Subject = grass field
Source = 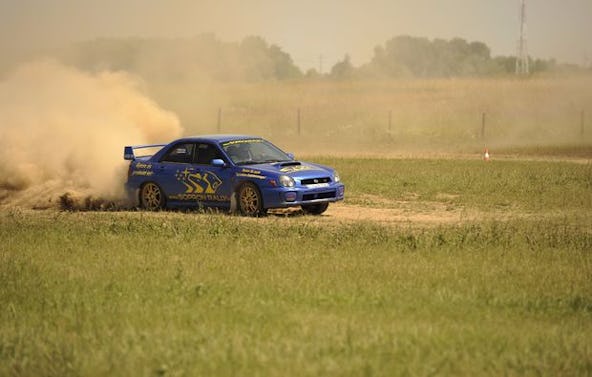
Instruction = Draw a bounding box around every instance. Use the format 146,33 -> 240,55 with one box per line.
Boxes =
1,157 -> 591,376
324,156 -> 592,212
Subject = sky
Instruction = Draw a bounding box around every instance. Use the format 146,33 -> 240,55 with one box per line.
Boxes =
1,0 -> 591,71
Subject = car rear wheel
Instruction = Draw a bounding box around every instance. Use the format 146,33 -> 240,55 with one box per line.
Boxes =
238,182 -> 265,216
302,202 -> 329,215
140,182 -> 165,210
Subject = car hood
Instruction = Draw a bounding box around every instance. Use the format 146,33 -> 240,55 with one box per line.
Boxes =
239,161 -> 334,179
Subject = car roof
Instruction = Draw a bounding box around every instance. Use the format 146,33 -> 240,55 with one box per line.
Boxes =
171,135 -> 261,144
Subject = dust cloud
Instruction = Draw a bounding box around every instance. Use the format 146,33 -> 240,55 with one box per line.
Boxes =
0,59 -> 183,209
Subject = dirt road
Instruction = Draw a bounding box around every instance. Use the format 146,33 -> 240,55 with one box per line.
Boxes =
321,202 -> 464,224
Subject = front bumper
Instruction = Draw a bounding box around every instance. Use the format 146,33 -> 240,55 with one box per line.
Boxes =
261,183 -> 345,209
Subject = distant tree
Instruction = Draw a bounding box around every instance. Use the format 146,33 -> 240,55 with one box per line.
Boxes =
240,36 -> 275,80
384,35 -> 433,76
367,45 -> 410,77
56,34 -> 302,82
42,34 -> 581,82
531,58 -> 548,73
305,68 -> 322,79
330,55 -> 355,79
492,56 -> 516,74
364,35 -> 553,78
268,44 -> 302,79
239,36 -> 302,80
469,41 -> 491,59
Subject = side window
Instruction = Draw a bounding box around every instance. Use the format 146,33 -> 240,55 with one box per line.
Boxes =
161,143 -> 194,164
194,143 -> 224,165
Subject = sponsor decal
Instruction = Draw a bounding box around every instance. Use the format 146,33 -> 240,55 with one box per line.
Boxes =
135,162 -> 152,169
304,183 -> 330,188
132,162 -> 154,176
242,168 -> 261,175
237,173 -> 266,180
170,193 -> 229,202
280,165 -> 315,173
237,168 -> 266,180
221,139 -> 263,147
175,167 -> 222,194
131,170 -> 154,177
169,167 -> 229,201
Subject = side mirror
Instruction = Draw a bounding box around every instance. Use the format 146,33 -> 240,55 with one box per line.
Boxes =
287,153 -> 295,160
211,159 -> 226,167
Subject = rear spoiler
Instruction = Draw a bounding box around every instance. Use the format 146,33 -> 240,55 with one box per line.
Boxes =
123,144 -> 167,161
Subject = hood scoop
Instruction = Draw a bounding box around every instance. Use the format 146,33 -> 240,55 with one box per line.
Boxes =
279,161 -> 301,167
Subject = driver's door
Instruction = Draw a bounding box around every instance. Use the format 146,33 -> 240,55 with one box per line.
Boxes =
154,142 -> 196,203
188,143 -> 233,208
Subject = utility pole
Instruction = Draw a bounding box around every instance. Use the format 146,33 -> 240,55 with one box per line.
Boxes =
319,55 -> 323,75
516,0 -> 529,75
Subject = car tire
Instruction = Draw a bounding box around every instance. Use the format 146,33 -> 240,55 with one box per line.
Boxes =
140,182 -> 165,210
238,182 -> 266,217
302,202 -> 329,215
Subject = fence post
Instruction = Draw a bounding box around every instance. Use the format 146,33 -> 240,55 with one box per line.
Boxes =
481,112 -> 486,139
217,108 -> 222,133
389,110 -> 392,132
297,108 -> 301,136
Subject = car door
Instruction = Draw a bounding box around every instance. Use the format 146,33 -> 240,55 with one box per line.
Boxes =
190,143 -> 234,207
153,142 -> 197,202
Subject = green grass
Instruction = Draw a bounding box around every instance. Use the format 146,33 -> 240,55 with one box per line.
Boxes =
315,157 -> 592,212
1,158 -> 592,377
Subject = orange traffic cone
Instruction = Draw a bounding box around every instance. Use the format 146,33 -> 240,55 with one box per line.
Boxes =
483,147 -> 490,162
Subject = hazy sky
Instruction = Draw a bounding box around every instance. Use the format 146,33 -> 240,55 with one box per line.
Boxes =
1,0 -> 591,70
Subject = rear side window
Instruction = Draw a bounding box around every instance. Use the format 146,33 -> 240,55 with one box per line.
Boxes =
161,143 -> 194,163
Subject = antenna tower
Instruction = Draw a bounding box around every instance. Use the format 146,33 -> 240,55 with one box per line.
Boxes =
516,0 -> 529,75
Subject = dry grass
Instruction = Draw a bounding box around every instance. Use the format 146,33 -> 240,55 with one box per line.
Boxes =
148,76 -> 592,155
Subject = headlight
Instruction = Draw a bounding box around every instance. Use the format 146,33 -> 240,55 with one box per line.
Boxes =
279,175 -> 295,187
333,171 -> 340,183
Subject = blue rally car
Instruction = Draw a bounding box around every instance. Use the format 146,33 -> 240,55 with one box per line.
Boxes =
124,135 -> 345,216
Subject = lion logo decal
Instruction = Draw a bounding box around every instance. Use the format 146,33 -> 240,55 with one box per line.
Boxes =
176,168 -> 223,194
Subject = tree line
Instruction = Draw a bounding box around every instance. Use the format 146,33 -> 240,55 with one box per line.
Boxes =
53,34 -> 588,82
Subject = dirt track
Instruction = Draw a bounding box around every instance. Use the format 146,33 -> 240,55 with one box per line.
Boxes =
267,198 -> 474,226
321,202 -> 464,224
0,176 -> 575,226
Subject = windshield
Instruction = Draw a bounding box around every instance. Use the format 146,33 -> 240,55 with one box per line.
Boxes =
221,139 -> 292,166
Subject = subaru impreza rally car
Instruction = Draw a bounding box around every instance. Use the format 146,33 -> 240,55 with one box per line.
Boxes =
124,135 -> 345,216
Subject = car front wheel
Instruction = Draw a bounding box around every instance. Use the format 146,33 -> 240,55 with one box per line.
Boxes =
238,182 -> 265,216
302,202 -> 329,215
140,182 -> 165,210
